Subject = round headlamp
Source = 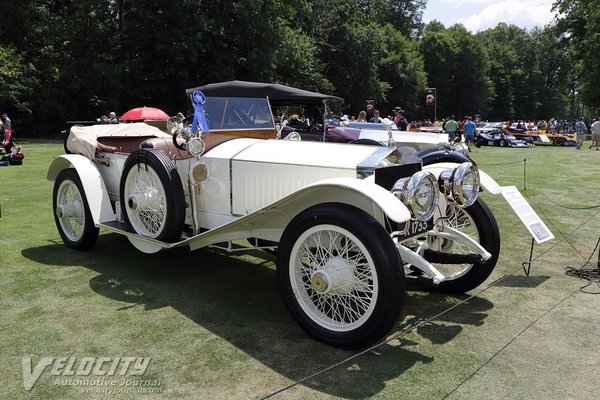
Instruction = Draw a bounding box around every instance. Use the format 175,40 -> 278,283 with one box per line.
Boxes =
392,171 -> 438,221
438,162 -> 480,207
190,161 -> 209,184
284,131 -> 302,141
187,137 -> 205,156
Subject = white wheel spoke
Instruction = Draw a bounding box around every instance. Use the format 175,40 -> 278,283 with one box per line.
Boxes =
289,224 -> 379,332
56,179 -> 86,242
427,204 -> 481,280
124,164 -> 168,238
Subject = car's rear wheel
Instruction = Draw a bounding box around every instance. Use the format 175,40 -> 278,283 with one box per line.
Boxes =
277,203 -> 404,349
553,137 -> 564,146
120,149 -> 185,242
53,169 -> 99,250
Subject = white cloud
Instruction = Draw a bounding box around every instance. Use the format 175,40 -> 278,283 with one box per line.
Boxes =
439,0 -> 496,5
456,1 -> 557,32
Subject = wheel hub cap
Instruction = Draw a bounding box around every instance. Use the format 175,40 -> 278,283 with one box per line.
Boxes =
310,272 -> 329,294
310,258 -> 355,295
128,195 -> 139,210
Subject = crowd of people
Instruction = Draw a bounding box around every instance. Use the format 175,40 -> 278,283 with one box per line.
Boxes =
339,106 -> 600,151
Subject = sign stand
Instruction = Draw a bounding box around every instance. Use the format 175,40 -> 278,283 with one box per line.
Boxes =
501,186 -> 555,276
522,238 -> 535,276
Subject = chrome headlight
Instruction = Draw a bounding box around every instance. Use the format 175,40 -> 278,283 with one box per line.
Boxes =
392,171 -> 438,221
438,162 -> 480,207
190,161 -> 209,184
284,131 -> 302,141
187,137 -> 206,156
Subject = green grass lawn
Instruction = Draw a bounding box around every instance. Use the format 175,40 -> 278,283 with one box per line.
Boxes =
1,142 -> 600,399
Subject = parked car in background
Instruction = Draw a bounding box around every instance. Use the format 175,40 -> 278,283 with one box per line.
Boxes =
506,122 -> 574,146
49,84 -> 502,349
475,123 -> 534,148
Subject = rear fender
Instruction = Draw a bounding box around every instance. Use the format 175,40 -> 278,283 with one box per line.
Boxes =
423,162 -> 501,195
47,155 -> 115,224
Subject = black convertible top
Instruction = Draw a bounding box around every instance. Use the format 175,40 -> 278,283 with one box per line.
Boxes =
186,80 -> 343,105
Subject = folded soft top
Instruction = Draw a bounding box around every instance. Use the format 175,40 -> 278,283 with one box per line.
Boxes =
67,123 -> 171,159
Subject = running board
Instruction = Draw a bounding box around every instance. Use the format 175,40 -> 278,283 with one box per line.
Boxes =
97,221 -> 184,253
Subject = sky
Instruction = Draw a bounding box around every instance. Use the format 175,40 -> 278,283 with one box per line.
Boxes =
422,0 -> 558,32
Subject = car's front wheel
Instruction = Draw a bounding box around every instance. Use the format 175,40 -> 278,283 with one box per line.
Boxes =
429,198 -> 500,293
53,169 -> 99,250
120,149 -> 185,242
277,203 -> 404,349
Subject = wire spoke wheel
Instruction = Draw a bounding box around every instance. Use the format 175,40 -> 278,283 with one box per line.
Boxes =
52,169 -> 99,250
429,198 -> 500,293
123,165 -> 168,237
277,203 -> 404,349
120,149 -> 185,242
434,203 -> 480,280
291,225 -> 378,331
56,179 -> 86,241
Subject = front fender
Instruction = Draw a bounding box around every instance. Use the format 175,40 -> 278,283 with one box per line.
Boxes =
420,150 -> 472,166
423,162 -> 501,195
47,155 -> 115,224
274,177 -> 412,224
184,177 -> 412,251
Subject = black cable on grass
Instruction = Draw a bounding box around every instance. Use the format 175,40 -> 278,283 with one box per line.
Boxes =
523,191 -> 596,264
477,160 -> 525,167
260,208 -> 600,399
565,236 -> 600,294
540,193 -> 600,210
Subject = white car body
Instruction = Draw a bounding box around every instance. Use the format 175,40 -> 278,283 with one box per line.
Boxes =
48,87 -> 502,349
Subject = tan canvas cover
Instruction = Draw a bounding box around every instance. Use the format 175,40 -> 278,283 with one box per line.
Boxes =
66,123 -> 172,159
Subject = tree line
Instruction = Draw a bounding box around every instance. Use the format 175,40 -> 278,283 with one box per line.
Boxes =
0,0 -> 598,136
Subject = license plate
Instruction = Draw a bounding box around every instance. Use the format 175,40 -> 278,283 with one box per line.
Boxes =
397,219 -> 433,240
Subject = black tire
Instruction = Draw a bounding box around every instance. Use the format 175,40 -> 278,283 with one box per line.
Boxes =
432,198 -> 500,293
553,137 -> 564,146
277,203 -> 405,349
53,169 -> 99,250
119,149 -> 185,242
500,139 -> 507,147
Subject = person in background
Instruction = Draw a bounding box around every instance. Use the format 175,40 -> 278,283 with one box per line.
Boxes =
590,118 -> 600,150
575,116 -> 586,149
365,102 -> 375,121
357,110 -> 367,122
1,113 -> 12,131
393,107 -> 408,130
369,110 -> 383,123
463,116 -> 477,151
444,115 -> 459,144
108,112 -> 119,124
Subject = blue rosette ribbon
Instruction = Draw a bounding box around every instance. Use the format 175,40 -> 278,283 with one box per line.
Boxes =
191,90 -> 210,134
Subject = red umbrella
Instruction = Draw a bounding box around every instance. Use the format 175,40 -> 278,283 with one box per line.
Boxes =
120,107 -> 170,121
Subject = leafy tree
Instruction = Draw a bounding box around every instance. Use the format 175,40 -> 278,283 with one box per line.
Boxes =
0,45 -> 33,116
554,0 -> 600,113
419,25 -> 458,118
420,24 -> 493,119
379,24 -> 427,118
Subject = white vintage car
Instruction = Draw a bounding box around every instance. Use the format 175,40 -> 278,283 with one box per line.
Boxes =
48,88 -> 501,349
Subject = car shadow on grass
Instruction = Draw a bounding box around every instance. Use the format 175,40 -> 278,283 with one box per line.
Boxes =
23,233 -> 494,399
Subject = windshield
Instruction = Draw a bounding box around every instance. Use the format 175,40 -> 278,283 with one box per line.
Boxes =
204,97 -> 275,130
